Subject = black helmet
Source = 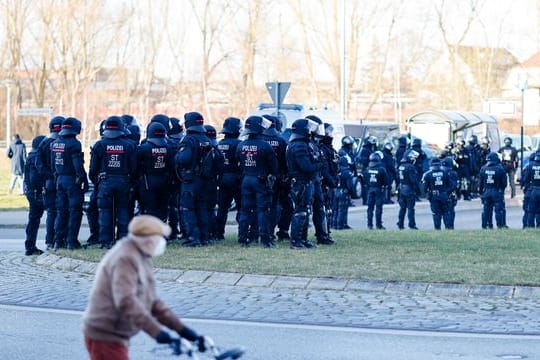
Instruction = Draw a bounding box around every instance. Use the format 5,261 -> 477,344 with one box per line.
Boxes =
150,113 -> 170,133
398,135 -> 409,146
126,124 -> 141,144
456,137 -> 465,147
290,118 -> 319,141
305,115 -> 325,136
404,149 -> 419,164
369,152 -> 381,163
504,137 -> 512,146
59,117 -> 82,136
323,123 -> 334,138
341,135 -> 354,147
168,117 -> 184,139
481,136 -> 490,145
430,157 -> 441,168
204,124 -> 217,139
487,152 -> 500,165
412,138 -> 421,147
383,141 -> 394,152
220,117 -> 242,135
31,135 -> 46,149
468,134 -> 478,145
121,114 -> 136,127
441,157 -> 454,168
262,114 -> 281,136
533,150 -> 540,162
365,136 -> 377,146
243,115 -> 271,135
99,119 -> 106,137
446,141 -> 455,150
49,115 -> 64,133
184,112 -> 205,133
102,116 -> 125,139
147,122 -> 167,146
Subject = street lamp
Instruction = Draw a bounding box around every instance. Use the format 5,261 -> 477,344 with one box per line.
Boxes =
0,79 -> 15,149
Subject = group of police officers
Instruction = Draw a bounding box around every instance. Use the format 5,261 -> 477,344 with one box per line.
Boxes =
21,112 -> 540,255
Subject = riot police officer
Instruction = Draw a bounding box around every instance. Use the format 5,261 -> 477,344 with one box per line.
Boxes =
37,115 -> 64,250
396,149 -> 420,230
479,152 -> 508,229
466,134 -> 482,197
333,155 -> 354,229
410,138 -> 427,181
441,156 -> 459,229
236,116 -> 278,247
121,114 -> 141,145
521,150 -> 540,227
422,158 -> 455,230
381,141 -> 396,204
137,122 -> 174,222
176,112 -> 216,247
305,115 -> 335,245
89,116 -> 137,249
216,117 -> 242,241
51,117 -> 88,250
365,152 -> 390,230
167,116 -> 184,240
261,114 -> 290,241
358,136 -> 377,205
454,137 -> 473,200
498,137 -> 518,198
203,124 -> 224,242
286,118 -> 321,249
24,135 -> 46,255
395,135 -> 409,166
479,136 -> 491,166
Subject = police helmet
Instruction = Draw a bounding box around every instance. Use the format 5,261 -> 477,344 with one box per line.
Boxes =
412,138 -> 422,147
59,117 -> 82,136
150,113 -> 170,133
323,123 -> 334,138
456,137 -> 465,147
430,157 -> 441,168
31,135 -> 46,150
204,124 -> 217,139
504,137 -> 512,146
184,112 -> 205,133
441,156 -> 454,169
366,136 -> 377,146
533,150 -> 540,162
98,119 -> 106,137
220,117 -> 242,135
446,141 -> 455,150
147,122 -> 167,146
341,135 -> 354,147
404,149 -> 419,164
102,116 -> 125,139
290,118 -> 318,141
487,152 -> 500,165
126,124 -> 141,144
383,141 -> 394,152
369,152 -> 381,163
121,114 -> 137,127
168,117 -> 184,139
262,114 -> 280,136
398,135 -> 409,147
49,115 -> 65,133
243,115 -> 272,135
468,134 -> 478,145
305,115 -> 325,136
481,136 -> 490,145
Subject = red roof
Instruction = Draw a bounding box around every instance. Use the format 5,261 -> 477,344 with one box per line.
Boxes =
522,51 -> 540,68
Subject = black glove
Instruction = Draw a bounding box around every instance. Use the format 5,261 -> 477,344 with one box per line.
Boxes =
155,330 -> 173,344
178,327 -> 206,352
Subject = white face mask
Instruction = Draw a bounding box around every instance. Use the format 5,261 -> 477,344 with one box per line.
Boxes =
152,237 -> 167,257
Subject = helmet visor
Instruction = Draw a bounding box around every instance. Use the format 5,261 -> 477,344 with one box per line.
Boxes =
261,117 -> 273,130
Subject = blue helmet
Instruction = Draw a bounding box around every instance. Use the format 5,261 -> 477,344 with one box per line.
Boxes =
102,116 -> 125,139
243,115 -> 271,135
430,157 -> 441,169
31,135 -> 46,149
290,118 -> 318,141
147,122 -> 167,146
168,117 -> 184,139
59,117 -> 81,136
487,152 -> 500,165
150,113 -> 170,133
184,112 -> 205,133
49,115 -> 64,133
220,117 -> 242,135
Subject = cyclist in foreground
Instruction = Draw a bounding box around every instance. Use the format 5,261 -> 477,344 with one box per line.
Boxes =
82,215 -> 205,360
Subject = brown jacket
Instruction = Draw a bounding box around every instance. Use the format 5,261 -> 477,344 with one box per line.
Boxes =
82,235 -> 183,345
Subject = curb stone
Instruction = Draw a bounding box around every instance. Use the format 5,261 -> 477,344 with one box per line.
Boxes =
33,253 -> 540,300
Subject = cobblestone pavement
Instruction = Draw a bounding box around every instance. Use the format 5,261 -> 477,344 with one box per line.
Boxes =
2,251 -> 540,336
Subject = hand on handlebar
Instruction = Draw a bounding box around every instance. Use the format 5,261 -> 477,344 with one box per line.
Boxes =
178,326 -> 207,352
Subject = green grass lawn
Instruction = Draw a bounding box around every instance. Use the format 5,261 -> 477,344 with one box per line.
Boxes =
0,156 -> 29,210
59,229 -> 540,286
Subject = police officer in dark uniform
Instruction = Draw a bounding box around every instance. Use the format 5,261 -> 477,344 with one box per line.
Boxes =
37,115 -> 64,250
89,116 -> 137,249
121,114 -> 141,145
137,122 -> 174,222
167,117 -> 184,240
85,120 -> 106,247
466,134 -> 482,197
261,114 -> 290,241
23,135 -> 46,255
395,135 -> 409,166
365,152 -> 389,230
358,136 -> 377,205
441,156 -> 459,229
381,141 -> 396,204
498,137 -> 518,198
454,137 -> 473,200
410,138 -> 427,182
522,150 -> 540,227
305,115 -> 335,245
203,124 -> 224,243
317,123 -> 339,241
236,116 -> 278,247
176,112 -> 214,247
216,117 -> 242,241
286,118 -> 321,249
422,158 -> 455,230
479,152 -> 508,229
51,117 -> 88,250
333,155 -> 354,229
479,136 -> 491,166
396,149 -> 420,230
